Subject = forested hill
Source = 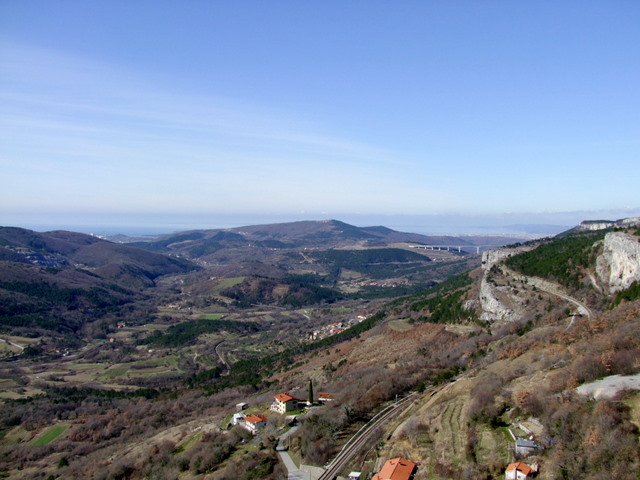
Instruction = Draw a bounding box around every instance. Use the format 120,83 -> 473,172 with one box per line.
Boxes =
125,219 -> 489,259
0,227 -> 199,339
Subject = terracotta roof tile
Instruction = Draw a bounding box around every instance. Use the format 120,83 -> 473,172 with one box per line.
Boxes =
506,462 -> 533,475
244,414 -> 267,425
372,457 -> 417,480
275,393 -> 297,402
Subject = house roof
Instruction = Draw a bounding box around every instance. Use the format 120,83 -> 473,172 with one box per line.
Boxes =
244,414 -> 267,425
372,457 -> 417,480
275,393 -> 297,403
516,439 -> 538,448
506,462 -> 534,475
319,392 -> 335,399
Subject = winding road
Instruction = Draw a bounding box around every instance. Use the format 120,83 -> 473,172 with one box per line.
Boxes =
214,341 -> 231,375
504,267 -> 593,322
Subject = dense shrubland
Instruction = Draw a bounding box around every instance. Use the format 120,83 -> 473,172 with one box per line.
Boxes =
138,318 -> 260,348
221,275 -> 344,307
505,231 -> 605,290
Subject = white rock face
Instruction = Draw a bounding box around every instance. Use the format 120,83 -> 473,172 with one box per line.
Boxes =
596,232 -> 640,293
479,246 -> 532,322
481,248 -> 522,270
576,217 -> 640,232
479,277 -> 514,322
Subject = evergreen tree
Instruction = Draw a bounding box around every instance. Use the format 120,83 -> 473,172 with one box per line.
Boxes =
308,378 -> 314,406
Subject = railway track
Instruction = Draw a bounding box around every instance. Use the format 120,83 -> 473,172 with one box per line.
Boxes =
318,391 -> 421,480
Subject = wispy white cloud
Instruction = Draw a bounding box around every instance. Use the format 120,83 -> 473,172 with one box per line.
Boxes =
1,42 -> 448,215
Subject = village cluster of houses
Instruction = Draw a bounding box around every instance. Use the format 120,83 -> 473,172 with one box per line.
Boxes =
230,391 -> 335,434
230,390 -> 538,480
309,314 -> 370,341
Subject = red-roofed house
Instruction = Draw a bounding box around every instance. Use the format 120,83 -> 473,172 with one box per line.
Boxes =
242,414 -> 267,434
271,393 -> 299,414
318,392 -> 335,403
505,462 -> 536,480
372,457 -> 417,480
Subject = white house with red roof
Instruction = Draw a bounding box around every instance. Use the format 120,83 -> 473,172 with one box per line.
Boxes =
372,457 -> 417,480
242,414 -> 267,434
318,392 -> 335,403
271,393 -> 299,414
505,462 -> 537,480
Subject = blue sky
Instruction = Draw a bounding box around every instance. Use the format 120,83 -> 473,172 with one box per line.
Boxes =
1,1 -> 639,234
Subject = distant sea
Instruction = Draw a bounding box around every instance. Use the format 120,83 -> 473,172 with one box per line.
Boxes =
8,213 -> 571,238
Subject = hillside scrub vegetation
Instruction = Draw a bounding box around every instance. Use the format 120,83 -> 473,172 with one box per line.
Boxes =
505,231 -> 605,290
221,275 -> 344,308
137,318 -> 261,348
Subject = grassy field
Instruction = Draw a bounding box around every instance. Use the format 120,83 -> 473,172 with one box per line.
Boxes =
0,341 -> 19,354
200,313 -> 224,320
175,431 -> 203,453
626,391 -> 640,429
67,362 -> 107,371
212,277 -> 245,294
101,364 -> 130,380
32,424 -> 69,446
99,356 -> 181,381
388,319 -> 413,331
0,386 -> 44,400
0,378 -> 19,389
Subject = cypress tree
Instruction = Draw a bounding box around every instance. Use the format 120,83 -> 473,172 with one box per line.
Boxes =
308,378 -> 314,406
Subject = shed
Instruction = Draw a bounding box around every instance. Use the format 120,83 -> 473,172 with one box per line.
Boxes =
515,439 -> 539,456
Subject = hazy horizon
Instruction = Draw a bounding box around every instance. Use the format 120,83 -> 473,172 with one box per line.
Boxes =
4,208 -> 640,237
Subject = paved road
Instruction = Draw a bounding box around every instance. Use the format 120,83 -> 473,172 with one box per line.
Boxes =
504,267 -> 593,321
277,420 -> 325,480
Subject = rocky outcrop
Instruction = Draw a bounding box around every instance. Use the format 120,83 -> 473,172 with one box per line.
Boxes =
479,246 -> 533,323
576,217 -> 640,232
596,232 -> 640,293
479,277 -> 516,322
481,247 -> 526,270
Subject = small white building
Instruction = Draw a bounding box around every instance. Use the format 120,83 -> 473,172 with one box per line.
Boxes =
231,413 -> 245,425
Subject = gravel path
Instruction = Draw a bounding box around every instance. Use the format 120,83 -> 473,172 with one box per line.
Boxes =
576,374 -> 640,400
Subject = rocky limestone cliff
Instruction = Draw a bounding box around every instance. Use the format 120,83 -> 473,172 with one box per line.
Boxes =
479,277 -> 515,322
479,246 -> 532,322
576,217 -> 640,232
596,231 -> 640,293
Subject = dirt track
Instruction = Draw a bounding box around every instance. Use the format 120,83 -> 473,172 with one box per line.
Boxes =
576,373 -> 640,400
